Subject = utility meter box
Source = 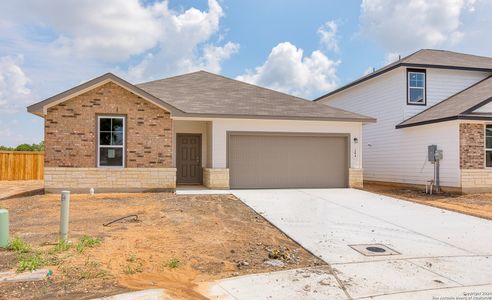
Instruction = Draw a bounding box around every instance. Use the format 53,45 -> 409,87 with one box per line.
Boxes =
435,150 -> 443,161
428,145 -> 437,162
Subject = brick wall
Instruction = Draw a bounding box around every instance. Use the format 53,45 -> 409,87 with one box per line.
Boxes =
460,123 -> 484,169
45,82 -> 172,168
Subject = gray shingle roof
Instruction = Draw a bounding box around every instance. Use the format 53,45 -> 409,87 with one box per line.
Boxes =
396,75 -> 492,128
27,71 -> 375,123
136,71 -> 375,122
316,49 -> 492,101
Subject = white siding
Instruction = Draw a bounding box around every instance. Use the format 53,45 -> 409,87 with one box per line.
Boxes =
474,101 -> 492,113
404,69 -> 489,119
320,67 -> 489,187
209,119 -> 362,170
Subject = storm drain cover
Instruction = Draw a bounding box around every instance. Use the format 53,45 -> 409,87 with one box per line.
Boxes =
349,244 -> 400,256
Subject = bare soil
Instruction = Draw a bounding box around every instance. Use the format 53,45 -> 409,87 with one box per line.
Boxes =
0,193 -> 324,299
364,183 -> 492,220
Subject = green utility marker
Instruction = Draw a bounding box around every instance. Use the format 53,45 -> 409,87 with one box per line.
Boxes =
0,209 -> 9,248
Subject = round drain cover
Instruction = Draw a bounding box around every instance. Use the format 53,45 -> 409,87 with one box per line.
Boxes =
366,246 -> 386,253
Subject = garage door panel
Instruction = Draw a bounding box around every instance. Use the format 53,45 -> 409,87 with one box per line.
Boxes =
228,134 -> 348,189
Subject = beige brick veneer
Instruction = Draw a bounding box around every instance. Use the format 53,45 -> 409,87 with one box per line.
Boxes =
349,168 -> 363,189
44,167 -> 176,193
460,123 -> 484,169
461,169 -> 492,193
45,82 -> 172,168
203,168 -> 229,189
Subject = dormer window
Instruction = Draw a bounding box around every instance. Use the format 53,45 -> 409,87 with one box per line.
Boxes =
407,69 -> 426,105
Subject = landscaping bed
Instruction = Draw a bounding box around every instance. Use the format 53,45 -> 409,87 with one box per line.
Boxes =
0,192 -> 324,299
364,183 -> 492,220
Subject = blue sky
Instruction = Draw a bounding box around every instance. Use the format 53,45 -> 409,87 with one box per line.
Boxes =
0,0 -> 491,146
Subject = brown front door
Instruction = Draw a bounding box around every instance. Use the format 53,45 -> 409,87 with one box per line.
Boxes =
176,134 -> 202,184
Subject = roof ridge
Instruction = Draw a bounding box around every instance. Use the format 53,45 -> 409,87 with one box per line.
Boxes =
139,69 -> 315,102
136,70 -> 205,86
418,49 -> 492,60
396,75 -> 492,127
207,71 -> 313,102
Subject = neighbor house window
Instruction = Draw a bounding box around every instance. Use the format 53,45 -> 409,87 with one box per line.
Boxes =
97,116 -> 125,167
486,125 -> 492,167
407,69 -> 426,105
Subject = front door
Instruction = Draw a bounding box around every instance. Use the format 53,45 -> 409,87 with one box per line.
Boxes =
176,134 -> 202,184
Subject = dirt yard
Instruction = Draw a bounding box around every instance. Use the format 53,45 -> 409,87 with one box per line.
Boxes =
0,193 -> 324,300
364,183 -> 492,220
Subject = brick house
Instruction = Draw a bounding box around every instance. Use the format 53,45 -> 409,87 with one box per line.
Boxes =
28,71 -> 374,193
318,49 -> 492,193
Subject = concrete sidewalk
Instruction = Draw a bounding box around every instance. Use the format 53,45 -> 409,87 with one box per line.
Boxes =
200,188 -> 492,299
0,180 -> 44,200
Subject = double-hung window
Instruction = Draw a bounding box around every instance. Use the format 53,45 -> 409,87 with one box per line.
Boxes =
98,116 -> 125,167
486,125 -> 492,167
407,69 -> 426,105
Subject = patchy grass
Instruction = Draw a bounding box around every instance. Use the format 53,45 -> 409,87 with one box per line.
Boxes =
166,258 -> 180,269
52,240 -> 71,253
76,235 -> 102,253
61,258 -> 109,280
123,254 -> 143,274
17,253 -> 43,272
7,237 -> 31,253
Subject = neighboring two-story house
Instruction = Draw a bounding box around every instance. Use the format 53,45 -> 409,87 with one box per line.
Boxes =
317,49 -> 492,193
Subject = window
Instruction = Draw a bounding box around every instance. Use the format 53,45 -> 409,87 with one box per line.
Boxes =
486,125 -> 492,167
98,116 -> 125,167
407,70 -> 426,105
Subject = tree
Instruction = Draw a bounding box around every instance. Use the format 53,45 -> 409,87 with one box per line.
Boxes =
0,141 -> 44,152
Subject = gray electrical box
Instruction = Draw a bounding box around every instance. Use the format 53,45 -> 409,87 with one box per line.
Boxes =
428,145 -> 437,162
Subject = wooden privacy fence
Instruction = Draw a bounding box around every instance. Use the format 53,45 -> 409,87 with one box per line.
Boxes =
0,151 -> 44,180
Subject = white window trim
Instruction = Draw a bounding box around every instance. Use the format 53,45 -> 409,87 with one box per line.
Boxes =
97,115 -> 125,168
485,124 -> 492,168
407,71 -> 426,105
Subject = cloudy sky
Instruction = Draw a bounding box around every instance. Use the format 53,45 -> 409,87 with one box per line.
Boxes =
0,0 -> 491,146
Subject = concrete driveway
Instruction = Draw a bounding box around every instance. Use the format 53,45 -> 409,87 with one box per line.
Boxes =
202,188 -> 492,299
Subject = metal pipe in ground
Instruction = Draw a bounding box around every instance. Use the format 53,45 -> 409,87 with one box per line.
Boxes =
60,191 -> 70,242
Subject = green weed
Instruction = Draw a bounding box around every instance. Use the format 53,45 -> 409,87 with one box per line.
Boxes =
166,258 -> 180,269
76,235 -> 102,253
7,237 -> 31,253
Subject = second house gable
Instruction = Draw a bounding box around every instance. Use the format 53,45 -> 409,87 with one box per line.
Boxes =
319,66 -> 492,125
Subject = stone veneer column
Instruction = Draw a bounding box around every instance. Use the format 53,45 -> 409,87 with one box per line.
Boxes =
203,168 -> 230,189
349,168 -> 363,188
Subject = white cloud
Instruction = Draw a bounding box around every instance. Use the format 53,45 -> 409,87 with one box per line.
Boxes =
0,55 -> 31,112
318,20 -> 339,52
360,0 -> 475,52
0,0 -> 237,79
200,42 -> 240,73
120,0 -> 238,81
385,52 -> 401,64
236,42 -> 340,99
1,0 -> 161,61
